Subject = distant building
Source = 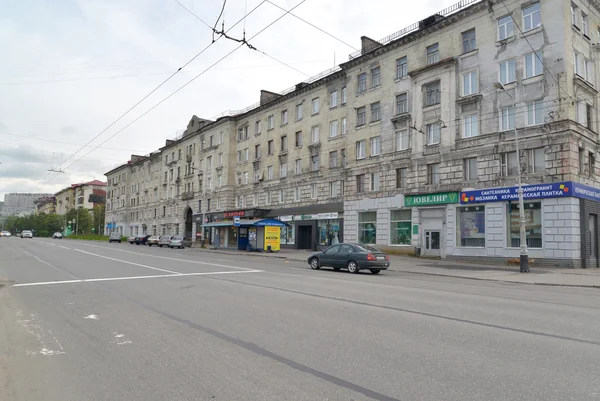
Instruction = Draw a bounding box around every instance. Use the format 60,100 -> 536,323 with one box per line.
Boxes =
2,193 -> 52,216
55,180 -> 107,215
34,196 -> 56,215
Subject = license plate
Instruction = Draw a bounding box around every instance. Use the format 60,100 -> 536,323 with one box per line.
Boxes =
377,256 -> 385,261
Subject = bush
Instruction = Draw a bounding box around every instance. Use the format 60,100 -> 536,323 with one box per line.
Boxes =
66,234 -> 111,241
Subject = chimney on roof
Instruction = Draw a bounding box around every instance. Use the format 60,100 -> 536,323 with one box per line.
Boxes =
419,13 -> 444,30
295,82 -> 308,91
260,90 -> 282,106
130,155 -> 145,163
165,139 -> 175,146
360,36 -> 382,54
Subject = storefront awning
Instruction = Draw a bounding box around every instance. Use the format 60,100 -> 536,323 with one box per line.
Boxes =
250,219 -> 289,227
202,219 -> 289,228
202,221 -> 234,227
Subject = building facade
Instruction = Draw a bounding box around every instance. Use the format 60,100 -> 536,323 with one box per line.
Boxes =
35,196 -> 56,215
1,193 -> 52,216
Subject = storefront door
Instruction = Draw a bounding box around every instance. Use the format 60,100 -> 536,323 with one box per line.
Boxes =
424,231 -> 441,257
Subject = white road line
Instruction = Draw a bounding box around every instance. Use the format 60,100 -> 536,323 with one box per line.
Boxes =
12,270 -> 263,287
74,249 -> 180,274
57,245 -> 70,250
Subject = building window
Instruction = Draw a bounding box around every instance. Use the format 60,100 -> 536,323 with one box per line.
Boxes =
462,71 -> 478,96
311,125 -> 320,143
524,51 -> 543,78
424,81 -> 440,106
371,66 -> 381,87
357,72 -> 367,93
341,86 -> 347,104
390,209 -> 412,245
329,180 -> 343,197
427,163 -> 440,185
341,117 -> 347,135
426,43 -> 439,64
296,103 -> 303,120
280,162 -> 287,178
329,150 -> 339,168
356,106 -> 367,126
462,29 -> 476,53
358,212 -> 377,244
267,165 -> 273,180
281,109 -> 288,125
499,59 -> 516,84
295,131 -> 302,147
587,104 -> 593,130
370,172 -> 381,191
579,147 -> 586,174
244,148 -> 249,161
370,136 -> 381,156
571,4 -> 578,27
395,130 -> 410,151
279,189 -> 284,203
456,206 -> 485,247
254,144 -> 261,159
589,152 -> 595,176
311,155 -> 320,171
266,115 -> 274,130
370,102 -> 381,122
395,93 -> 408,115
281,135 -> 288,152
462,114 -> 479,138
310,183 -> 317,199
242,171 -> 248,184
218,153 -> 223,166
330,91 -> 338,108
396,56 -> 407,79
582,12 -> 589,36
500,105 -> 516,131
294,187 -> 300,201
426,122 -> 441,145
464,157 -> 478,181
207,177 -> 212,189
527,147 -> 545,174
295,159 -> 302,174
396,168 -> 407,188
356,140 -> 366,159
255,120 -> 261,135
329,120 -> 338,138
268,140 -> 274,156
498,15 -> 514,40
501,152 -> 518,176
527,99 -> 544,125
507,202 -> 542,248
311,98 -> 320,115
523,2 -> 541,32
265,191 -> 271,205
356,174 -> 366,193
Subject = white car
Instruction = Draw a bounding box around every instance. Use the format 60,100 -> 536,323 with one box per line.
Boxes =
21,230 -> 33,239
0,231 -> 11,237
52,232 -> 63,239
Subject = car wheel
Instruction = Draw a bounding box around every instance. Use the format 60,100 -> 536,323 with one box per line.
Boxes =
370,269 -> 381,275
347,260 -> 359,274
310,257 -> 320,270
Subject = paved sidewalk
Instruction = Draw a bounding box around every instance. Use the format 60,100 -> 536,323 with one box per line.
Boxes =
190,247 -> 600,288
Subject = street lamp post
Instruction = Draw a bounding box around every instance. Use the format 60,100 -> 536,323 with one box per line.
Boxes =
494,82 -> 529,273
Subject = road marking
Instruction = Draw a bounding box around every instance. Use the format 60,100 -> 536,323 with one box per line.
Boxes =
83,314 -> 99,320
57,245 -> 70,250
12,269 -> 263,287
74,249 -> 180,274
112,332 -> 132,346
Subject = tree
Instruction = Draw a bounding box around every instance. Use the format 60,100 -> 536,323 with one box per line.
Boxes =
93,204 -> 106,234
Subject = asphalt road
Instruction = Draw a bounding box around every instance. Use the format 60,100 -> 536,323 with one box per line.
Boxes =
1,238 -> 599,401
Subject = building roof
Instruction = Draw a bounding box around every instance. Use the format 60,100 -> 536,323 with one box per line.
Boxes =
71,180 -> 107,188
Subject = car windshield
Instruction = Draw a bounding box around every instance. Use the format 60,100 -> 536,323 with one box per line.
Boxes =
172,236 -> 183,240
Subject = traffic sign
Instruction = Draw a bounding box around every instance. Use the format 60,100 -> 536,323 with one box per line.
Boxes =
233,216 -> 241,227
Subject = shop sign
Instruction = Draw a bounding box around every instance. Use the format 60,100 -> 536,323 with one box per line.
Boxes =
572,182 -> 600,202
279,215 -> 294,222
264,226 -> 280,251
291,212 -> 339,221
460,182 -> 572,204
224,210 -> 246,218
404,192 -> 459,207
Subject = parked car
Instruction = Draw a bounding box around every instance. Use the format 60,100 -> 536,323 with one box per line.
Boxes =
109,232 -> 122,243
128,236 -> 136,244
21,230 -> 33,239
134,235 -> 151,245
0,231 -> 11,237
307,243 -> 390,274
168,236 -> 186,249
158,236 -> 173,247
147,235 -> 160,246
52,232 -> 63,239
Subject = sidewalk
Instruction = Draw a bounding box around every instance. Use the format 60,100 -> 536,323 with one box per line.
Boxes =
190,247 -> 600,288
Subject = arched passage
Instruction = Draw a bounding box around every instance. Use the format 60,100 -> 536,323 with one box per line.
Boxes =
184,207 -> 193,239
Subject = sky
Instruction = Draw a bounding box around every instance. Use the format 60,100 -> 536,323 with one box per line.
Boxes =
0,0 -> 458,199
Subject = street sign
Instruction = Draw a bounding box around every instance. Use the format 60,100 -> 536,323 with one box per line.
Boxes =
233,216 -> 241,227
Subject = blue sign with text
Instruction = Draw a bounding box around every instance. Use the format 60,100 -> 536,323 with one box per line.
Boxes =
571,182 -> 600,202
460,182 -> 573,204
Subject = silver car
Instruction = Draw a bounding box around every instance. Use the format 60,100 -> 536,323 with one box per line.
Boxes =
168,236 -> 185,249
21,230 -> 33,239
158,236 -> 172,247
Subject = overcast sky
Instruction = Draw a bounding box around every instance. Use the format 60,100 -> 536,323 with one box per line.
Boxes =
0,0 -> 457,199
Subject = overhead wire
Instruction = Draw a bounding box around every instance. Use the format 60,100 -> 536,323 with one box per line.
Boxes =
0,132 -> 145,152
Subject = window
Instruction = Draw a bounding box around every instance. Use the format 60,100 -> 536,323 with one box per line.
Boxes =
396,93 -> 408,114
267,115 -> 274,130
527,99 -> 544,125
396,130 -> 410,151
329,150 -> 339,168
219,132 -> 223,144
217,174 -> 222,187
296,103 -> 303,120
426,123 -> 441,145
462,29 -> 476,53
456,206 -> 485,247
582,12 -> 589,36
310,183 -> 317,199
281,135 -> 288,152
294,187 -> 300,201
281,109 -> 288,125
426,43 -> 439,64
396,56 -> 407,79
371,66 -> 381,87
525,51 -> 543,78
207,177 -> 212,190
254,169 -> 261,183
295,131 -> 302,147
370,136 -> 381,156
278,189 -> 284,203
311,155 -> 320,171
587,104 -> 593,130
246,194 -> 254,207
268,140 -> 274,156
424,81 -> 440,106
358,73 -> 367,93
280,162 -> 287,178
329,181 -> 342,197
356,140 -> 366,159
371,102 -> 381,122
523,3 -> 541,32
356,106 -> 367,126
370,172 -> 381,191
586,60 -> 594,85
178,149 -> 182,160
341,86 -> 347,104
295,159 -> 302,174
244,148 -> 249,161
358,212 -> 376,244
500,105 -> 516,131
329,120 -> 338,138
498,15 -> 514,40
330,91 -> 338,108
462,114 -> 479,138
218,153 -> 223,166
207,156 -> 212,168
311,98 -> 320,115
243,171 -> 249,184
427,163 -> 440,185
501,152 -> 518,176
507,202 -> 542,248
579,147 -> 586,173
311,125 -> 320,143
255,120 -> 261,135
356,174 -> 366,193
265,191 -> 271,205
341,117 -> 347,135
499,59 -> 516,84
589,152 -> 595,176
396,168 -> 407,188
462,71 -> 478,96
571,4 -> 578,27
390,209 -> 412,245
464,157 -> 478,181
254,144 -> 261,159
527,147 -> 545,173
267,165 -> 273,180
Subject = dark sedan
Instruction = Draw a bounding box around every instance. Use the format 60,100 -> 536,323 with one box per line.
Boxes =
307,243 -> 390,274
134,235 -> 151,245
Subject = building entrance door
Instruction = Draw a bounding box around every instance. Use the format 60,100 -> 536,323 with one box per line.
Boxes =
298,225 -> 312,250
424,230 -> 441,257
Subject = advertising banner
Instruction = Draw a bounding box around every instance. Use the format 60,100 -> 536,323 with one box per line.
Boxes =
264,226 -> 280,251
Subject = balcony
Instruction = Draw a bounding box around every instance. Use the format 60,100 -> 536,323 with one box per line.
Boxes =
186,154 -> 193,162
181,191 -> 194,200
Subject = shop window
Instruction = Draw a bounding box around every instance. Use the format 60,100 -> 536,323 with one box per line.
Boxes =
390,209 -> 412,245
319,219 -> 342,246
281,224 -> 295,245
507,202 -> 542,248
456,206 -> 486,247
358,211 -> 377,244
